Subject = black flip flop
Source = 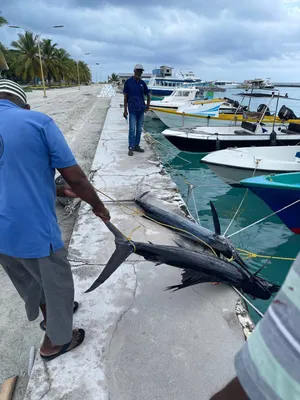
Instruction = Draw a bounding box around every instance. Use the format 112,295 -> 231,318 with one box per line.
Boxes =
40,328 -> 85,362
39,301 -> 79,331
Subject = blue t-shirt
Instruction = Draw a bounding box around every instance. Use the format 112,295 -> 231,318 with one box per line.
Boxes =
123,76 -> 150,113
0,100 -> 77,258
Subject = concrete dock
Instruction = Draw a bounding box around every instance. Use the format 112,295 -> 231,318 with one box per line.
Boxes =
24,93 -> 245,400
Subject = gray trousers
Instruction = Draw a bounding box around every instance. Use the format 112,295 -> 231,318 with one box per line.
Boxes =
0,247 -> 74,345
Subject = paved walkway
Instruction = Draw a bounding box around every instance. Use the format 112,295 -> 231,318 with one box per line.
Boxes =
25,94 -> 245,400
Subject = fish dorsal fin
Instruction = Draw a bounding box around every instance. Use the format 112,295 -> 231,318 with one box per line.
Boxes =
210,201 -> 221,236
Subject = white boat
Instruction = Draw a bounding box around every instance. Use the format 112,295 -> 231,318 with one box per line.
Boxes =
201,146 -> 300,186
151,98 -> 300,129
213,80 -> 239,88
148,66 -> 203,98
178,101 -> 239,115
151,103 -> 240,128
147,88 -> 215,120
162,121 -> 300,153
150,88 -> 207,110
238,78 -> 275,90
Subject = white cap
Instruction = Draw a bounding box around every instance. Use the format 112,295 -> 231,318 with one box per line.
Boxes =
134,64 -> 144,71
0,79 -> 27,104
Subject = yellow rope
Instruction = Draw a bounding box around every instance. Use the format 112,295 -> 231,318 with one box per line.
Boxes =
93,187 -> 295,264
94,186 -> 218,257
237,248 -> 296,262
127,225 -> 141,240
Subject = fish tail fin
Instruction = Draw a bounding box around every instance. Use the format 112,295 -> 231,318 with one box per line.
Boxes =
210,201 -> 221,235
85,222 -> 134,293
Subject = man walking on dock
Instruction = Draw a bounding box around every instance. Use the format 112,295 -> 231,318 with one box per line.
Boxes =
123,64 -> 150,156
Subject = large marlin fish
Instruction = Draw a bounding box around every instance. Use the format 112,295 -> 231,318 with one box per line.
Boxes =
135,193 -> 248,271
85,221 -> 279,300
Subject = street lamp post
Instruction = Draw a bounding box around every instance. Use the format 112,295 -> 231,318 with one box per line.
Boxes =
96,63 -> 99,85
77,53 -> 91,90
95,63 -> 103,85
9,25 -> 64,98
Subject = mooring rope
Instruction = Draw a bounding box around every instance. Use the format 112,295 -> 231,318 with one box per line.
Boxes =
223,159 -> 260,237
227,198 -> 300,239
231,286 -> 264,318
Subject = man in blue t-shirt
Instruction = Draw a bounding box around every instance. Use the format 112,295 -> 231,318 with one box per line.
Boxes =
123,64 -> 150,156
0,79 -> 110,362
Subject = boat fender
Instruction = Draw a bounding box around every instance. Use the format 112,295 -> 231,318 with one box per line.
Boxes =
295,152 -> 300,163
216,136 -> 221,151
270,130 -> 277,146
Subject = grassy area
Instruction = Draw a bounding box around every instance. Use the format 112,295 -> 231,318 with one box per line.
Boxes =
23,84 -> 80,92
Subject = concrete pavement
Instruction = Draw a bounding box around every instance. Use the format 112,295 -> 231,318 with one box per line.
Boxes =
25,94 -> 245,400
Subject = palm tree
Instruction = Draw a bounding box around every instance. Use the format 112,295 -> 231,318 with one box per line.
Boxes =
41,38 -> 59,85
77,60 -> 92,85
0,13 -> 8,76
0,13 -> 8,27
54,48 -> 73,83
11,32 -> 40,83
108,72 -> 119,83
64,59 -> 78,84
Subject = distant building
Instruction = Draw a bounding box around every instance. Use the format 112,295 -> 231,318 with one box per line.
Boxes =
118,72 -> 152,85
154,66 -> 173,77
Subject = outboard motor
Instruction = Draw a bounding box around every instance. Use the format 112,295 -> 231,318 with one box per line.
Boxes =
278,105 -> 298,121
257,104 -> 271,116
270,130 -> 277,146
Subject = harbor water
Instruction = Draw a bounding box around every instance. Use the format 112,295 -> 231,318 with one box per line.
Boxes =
144,87 -> 300,323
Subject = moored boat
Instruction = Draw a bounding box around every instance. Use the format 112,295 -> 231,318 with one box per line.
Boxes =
162,122 -> 300,153
201,146 -> 300,186
150,104 -> 300,129
240,172 -> 300,234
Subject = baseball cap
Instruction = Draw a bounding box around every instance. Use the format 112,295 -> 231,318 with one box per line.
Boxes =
134,64 -> 144,71
0,79 -> 27,104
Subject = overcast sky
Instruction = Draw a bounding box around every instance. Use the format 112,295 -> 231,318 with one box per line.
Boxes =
1,0 -> 300,82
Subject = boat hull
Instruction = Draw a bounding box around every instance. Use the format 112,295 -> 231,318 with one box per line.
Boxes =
202,163 -> 297,186
151,106 -> 300,129
201,146 -> 300,186
243,185 -> 300,234
150,88 -> 176,97
163,134 -> 300,153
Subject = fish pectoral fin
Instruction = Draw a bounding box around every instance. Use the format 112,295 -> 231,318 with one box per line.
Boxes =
85,243 -> 134,293
165,268 -> 220,291
172,239 -> 185,248
210,201 -> 221,236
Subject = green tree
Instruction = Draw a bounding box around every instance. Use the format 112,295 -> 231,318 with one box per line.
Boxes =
0,13 -> 8,27
77,60 -> 92,85
108,72 -> 119,83
41,38 -> 59,85
0,13 -> 8,76
11,32 -> 40,83
55,48 -> 70,81
4,25 -> 92,86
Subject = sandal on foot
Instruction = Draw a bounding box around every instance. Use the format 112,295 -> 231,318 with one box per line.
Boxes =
40,328 -> 85,362
39,301 -> 79,331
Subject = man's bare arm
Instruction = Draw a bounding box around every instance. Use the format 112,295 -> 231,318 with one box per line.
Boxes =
210,377 -> 248,400
146,93 -> 151,109
57,164 -> 110,221
123,93 -> 128,117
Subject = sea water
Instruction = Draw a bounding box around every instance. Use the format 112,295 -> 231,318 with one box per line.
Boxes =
144,87 -> 300,323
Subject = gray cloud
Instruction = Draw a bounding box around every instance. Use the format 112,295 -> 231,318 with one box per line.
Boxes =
1,0 -> 300,81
